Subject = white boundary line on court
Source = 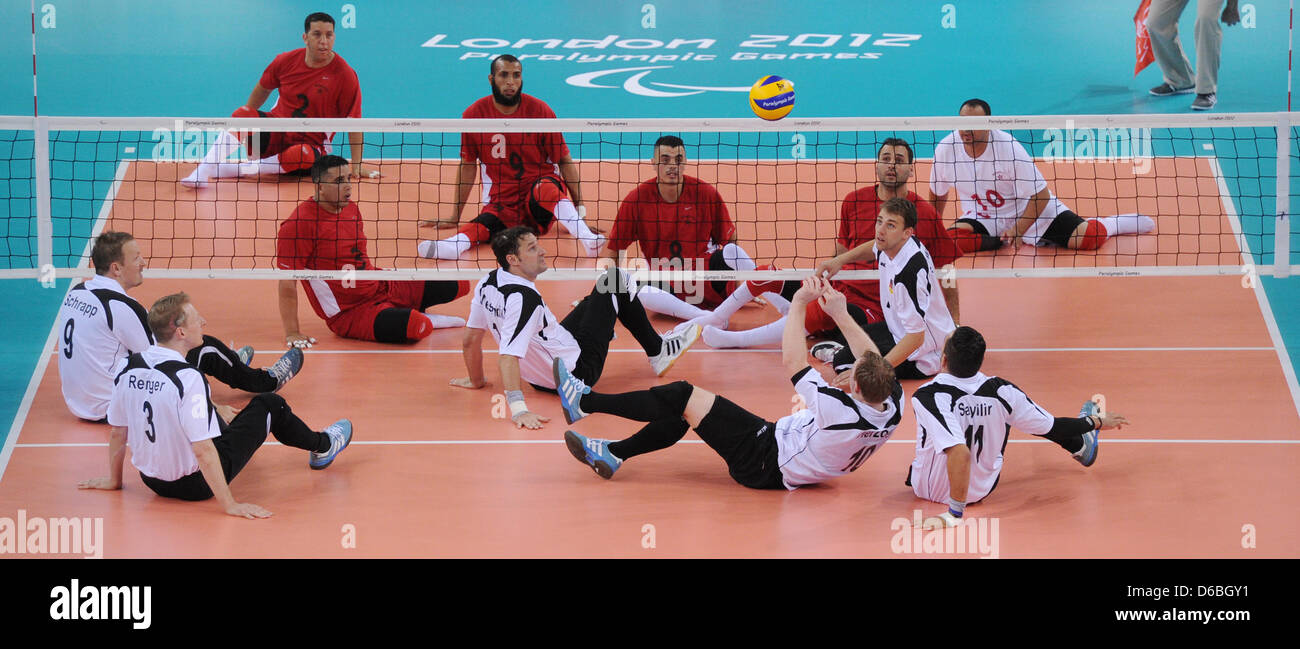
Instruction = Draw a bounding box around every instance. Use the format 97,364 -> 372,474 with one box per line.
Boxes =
1208,154 -> 1300,420
15,438 -> 1300,448
0,160 -> 131,483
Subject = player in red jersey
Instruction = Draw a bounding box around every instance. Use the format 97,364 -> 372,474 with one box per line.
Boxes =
277,156 -> 468,347
182,12 -> 378,188
417,55 -> 604,260
699,139 -> 963,349
597,135 -> 757,323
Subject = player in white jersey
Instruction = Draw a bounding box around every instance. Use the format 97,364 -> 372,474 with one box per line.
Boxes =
817,198 -> 955,381
57,231 -> 303,422
78,293 -> 353,518
929,98 -> 1154,254
556,276 -> 901,489
454,226 -> 702,429
909,326 -> 1130,527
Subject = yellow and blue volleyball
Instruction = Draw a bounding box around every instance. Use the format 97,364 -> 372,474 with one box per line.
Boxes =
748,75 -> 795,121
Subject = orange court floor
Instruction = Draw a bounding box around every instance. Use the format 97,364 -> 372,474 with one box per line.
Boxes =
2,158 -> 1296,558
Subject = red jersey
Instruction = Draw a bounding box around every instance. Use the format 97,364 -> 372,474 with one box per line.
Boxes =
834,188 -> 961,316
608,176 -> 735,265
277,199 -> 382,319
258,49 -> 362,150
460,94 -> 570,209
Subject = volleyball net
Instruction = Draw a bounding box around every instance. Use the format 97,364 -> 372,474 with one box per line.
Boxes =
0,112 -> 1294,283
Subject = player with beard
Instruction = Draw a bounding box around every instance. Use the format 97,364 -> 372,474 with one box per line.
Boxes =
418,55 -> 604,260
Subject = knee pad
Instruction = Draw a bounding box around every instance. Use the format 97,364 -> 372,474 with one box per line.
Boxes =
528,176 -> 568,230
648,380 -> 695,414
231,106 -> 259,119
1076,220 -> 1108,251
374,308 -> 429,343
279,143 -> 317,173
949,227 -> 984,253
421,279 -> 471,308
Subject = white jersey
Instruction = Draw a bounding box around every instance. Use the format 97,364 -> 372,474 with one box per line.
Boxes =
878,237 -> 956,377
466,268 -> 581,390
930,129 -> 1069,246
908,371 -> 1055,503
56,275 -> 154,420
107,346 -> 221,482
774,367 -> 903,490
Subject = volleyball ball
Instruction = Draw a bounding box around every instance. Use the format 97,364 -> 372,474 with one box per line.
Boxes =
749,75 -> 795,120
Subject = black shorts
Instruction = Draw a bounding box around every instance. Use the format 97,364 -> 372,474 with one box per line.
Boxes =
694,395 -> 786,490
1038,209 -> 1086,247
830,321 -> 929,380
953,217 -> 991,237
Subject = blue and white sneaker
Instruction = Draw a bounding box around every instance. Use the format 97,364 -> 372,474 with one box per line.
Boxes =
553,358 -> 591,424
235,345 -> 255,366
564,430 -> 622,479
268,347 -> 304,392
1073,400 -> 1101,467
310,419 -> 352,470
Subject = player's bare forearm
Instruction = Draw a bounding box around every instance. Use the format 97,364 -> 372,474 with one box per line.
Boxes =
348,133 -> 365,172
834,242 -> 847,256
278,280 -> 302,338
944,443 -> 971,503
459,328 -> 487,388
557,158 -> 583,207
497,354 -> 525,394
885,331 -> 924,368
842,240 -> 877,265
782,297 -> 811,373
245,84 -> 271,111
942,284 -> 960,325
106,425 -> 126,486
829,309 -> 879,360
193,439 -> 237,510
929,189 -> 950,223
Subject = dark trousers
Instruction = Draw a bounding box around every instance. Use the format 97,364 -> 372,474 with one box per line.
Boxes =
186,335 -> 276,393
830,322 -> 928,380
140,393 -> 324,501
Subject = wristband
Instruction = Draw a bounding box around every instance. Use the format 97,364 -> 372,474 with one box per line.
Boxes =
947,497 -> 966,518
506,390 -> 527,418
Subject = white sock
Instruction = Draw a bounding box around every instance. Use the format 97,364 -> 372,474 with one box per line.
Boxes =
720,242 -> 757,272
555,200 -> 600,243
1095,214 -> 1155,236
702,318 -> 789,348
426,314 -> 467,329
761,292 -> 791,315
419,233 -> 471,260
634,284 -> 711,320
183,130 -> 243,183
238,155 -> 285,177
708,282 -> 755,324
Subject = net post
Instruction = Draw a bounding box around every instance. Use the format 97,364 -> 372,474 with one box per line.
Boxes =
34,115 -> 51,277
1276,113 -> 1292,278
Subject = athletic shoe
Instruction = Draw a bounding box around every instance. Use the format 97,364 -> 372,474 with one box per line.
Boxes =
553,358 -> 591,425
178,174 -> 209,189
1191,93 -> 1217,110
310,419 -> 353,470
650,323 -> 700,376
235,345 -> 255,366
810,341 -> 844,364
427,314 -> 467,329
268,347 -> 304,393
1149,82 -> 1195,97
1073,400 -> 1101,467
564,430 -> 622,479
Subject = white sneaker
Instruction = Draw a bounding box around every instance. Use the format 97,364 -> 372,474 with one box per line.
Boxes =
179,173 -> 210,188
649,323 -> 700,376
427,314 -> 467,329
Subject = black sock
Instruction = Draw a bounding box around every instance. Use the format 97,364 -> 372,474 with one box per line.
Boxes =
608,418 -> 690,460
315,434 -> 332,453
580,381 -> 694,421
1042,431 -> 1084,454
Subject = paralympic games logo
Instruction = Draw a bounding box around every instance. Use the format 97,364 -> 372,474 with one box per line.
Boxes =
566,66 -> 751,98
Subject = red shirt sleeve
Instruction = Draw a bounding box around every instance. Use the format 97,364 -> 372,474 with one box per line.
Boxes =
607,187 -> 640,251
838,194 -> 853,249
707,185 -> 735,244
338,68 -> 361,118
276,207 -> 315,270
258,53 -> 284,91
913,196 -> 963,267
